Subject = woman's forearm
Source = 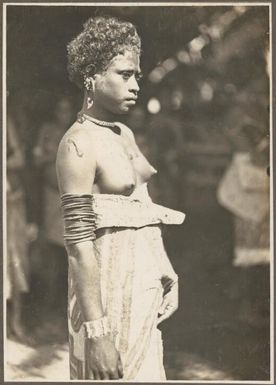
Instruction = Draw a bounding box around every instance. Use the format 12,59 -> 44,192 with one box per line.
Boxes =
67,241 -> 105,321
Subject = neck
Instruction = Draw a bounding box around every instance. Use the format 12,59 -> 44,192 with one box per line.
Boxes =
81,94 -> 117,123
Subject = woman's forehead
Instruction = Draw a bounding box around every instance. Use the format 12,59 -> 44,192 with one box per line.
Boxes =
108,51 -> 140,71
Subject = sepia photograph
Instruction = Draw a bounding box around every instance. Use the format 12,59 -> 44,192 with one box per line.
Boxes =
3,1 -> 272,382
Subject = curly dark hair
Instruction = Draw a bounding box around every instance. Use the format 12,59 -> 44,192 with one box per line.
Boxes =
67,16 -> 141,89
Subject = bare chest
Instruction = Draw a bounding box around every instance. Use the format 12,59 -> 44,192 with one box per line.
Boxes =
92,129 -> 156,195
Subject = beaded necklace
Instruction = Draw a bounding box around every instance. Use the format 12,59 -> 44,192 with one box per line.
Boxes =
77,112 -> 116,128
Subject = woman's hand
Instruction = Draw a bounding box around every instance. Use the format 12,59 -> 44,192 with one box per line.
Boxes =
157,279 -> 179,325
86,336 -> 124,380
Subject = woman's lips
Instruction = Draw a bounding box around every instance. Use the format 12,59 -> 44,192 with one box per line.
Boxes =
125,98 -> 137,105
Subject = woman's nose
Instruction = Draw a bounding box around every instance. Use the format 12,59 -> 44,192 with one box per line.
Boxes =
129,76 -> 140,93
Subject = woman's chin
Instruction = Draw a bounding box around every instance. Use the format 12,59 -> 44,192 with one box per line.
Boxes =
117,106 -> 131,114
109,103 -> 135,115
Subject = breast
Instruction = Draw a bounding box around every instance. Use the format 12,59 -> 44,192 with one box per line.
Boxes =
131,151 -> 157,184
92,135 -> 136,196
96,175 -> 136,196
91,129 -> 156,195
95,159 -> 137,196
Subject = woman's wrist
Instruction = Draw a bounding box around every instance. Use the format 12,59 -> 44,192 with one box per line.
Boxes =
83,315 -> 110,339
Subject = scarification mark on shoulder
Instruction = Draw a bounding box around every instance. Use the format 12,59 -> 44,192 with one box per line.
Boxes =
66,138 -> 84,158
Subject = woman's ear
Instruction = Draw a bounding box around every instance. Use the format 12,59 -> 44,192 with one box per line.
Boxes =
93,74 -> 101,81
93,73 -> 104,88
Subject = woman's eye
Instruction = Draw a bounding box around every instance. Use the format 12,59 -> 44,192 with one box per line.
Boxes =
121,72 -> 131,80
120,72 -> 143,81
136,73 -> 143,82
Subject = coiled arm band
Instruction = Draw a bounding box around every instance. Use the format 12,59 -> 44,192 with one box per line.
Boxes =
60,193 -> 96,246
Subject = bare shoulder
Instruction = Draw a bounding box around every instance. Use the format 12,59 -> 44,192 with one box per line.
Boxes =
57,122 -> 95,164
56,122 -> 97,194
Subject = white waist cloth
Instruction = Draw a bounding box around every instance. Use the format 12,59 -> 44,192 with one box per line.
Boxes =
68,185 -> 185,380
92,190 -> 185,230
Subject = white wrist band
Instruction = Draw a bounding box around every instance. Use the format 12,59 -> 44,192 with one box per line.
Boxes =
83,316 -> 110,339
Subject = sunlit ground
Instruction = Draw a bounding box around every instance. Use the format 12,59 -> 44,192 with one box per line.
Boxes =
6,340 -> 233,381
6,339 -> 69,381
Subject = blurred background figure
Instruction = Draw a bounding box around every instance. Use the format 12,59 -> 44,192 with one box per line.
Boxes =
217,96 -> 270,326
32,95 -> 74,317
6,114 -> 35,344
147,79 -> 186,209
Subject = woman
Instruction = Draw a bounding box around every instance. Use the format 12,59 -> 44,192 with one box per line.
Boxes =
56,16 -> 185,380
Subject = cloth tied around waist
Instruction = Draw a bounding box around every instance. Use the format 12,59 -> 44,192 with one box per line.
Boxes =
91,193 -> 185,230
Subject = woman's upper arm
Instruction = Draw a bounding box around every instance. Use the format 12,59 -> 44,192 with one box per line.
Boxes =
56,131 -> 96,195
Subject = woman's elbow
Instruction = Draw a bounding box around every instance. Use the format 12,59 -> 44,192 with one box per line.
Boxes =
65,240 -> 94,261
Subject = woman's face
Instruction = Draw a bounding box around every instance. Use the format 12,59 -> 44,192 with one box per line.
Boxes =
93,50 -> 141,115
